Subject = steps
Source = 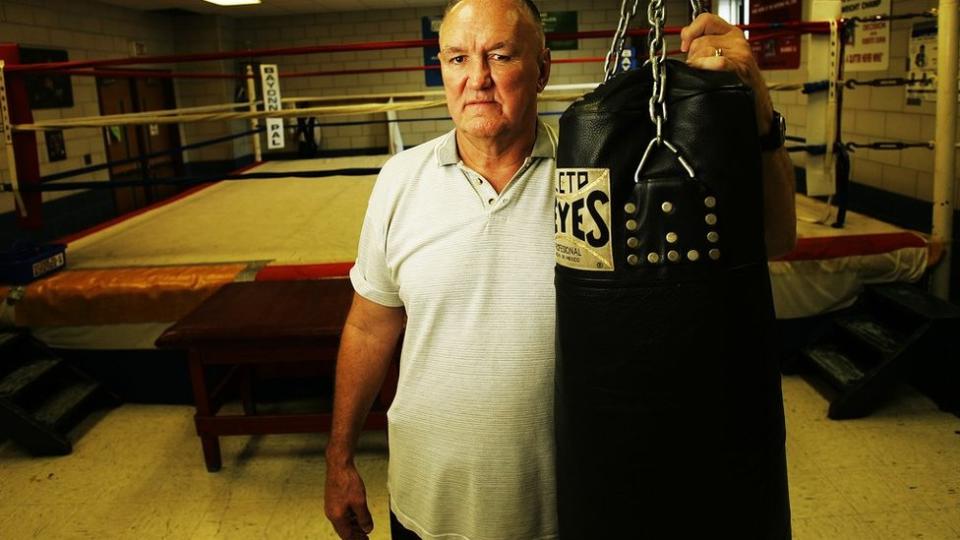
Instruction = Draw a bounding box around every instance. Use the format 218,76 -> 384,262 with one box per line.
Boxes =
0,332 -> 119,455
797,283 -> 960,420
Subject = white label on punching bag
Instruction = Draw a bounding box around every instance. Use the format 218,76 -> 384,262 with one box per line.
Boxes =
555,168 -> 614,271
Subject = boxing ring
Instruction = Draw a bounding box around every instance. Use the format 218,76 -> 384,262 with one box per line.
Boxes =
770,194 -> 936,319
0,167 -> 938,350
0,9 -> 953,350
0,156 -> 383,349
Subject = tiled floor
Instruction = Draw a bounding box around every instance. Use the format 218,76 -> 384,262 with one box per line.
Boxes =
1,376 -> 958,539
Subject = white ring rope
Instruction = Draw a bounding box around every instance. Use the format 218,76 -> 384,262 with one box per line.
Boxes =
281,83 -> 600,104
14,91 -> 591,131
767,83 -> 809,92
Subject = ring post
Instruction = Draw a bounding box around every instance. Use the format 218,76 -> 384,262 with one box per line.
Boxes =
931,0 -> 958,300
804,2 -> 841,199
246,65 -> 262,163
0,60 -> 24,214
0,45 -> 42,228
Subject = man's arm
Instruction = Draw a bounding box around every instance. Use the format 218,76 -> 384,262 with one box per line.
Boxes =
681,13 -> 798,258
760,147 -> 798,258
325,293 -> 405,540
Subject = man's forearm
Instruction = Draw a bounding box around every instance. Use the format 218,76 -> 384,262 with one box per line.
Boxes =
326,298 -> 404,466
761,146 -> 797,258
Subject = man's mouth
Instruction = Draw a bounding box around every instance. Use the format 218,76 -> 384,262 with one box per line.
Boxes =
465,100 -> 497,107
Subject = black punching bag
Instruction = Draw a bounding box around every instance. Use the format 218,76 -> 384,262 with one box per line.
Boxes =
553,59 -> 791,538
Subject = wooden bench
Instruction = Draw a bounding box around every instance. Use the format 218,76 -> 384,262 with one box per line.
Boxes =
156,278 -> 396,471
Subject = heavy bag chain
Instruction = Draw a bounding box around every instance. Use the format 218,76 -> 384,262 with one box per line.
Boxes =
602,0 -> 703,180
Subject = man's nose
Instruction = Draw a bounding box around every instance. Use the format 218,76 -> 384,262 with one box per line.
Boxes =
466,58 -> 492,89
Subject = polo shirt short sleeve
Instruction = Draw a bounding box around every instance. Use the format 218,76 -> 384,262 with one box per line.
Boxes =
350,121 -> 560,540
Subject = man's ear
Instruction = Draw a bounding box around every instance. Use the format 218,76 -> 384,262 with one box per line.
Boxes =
537,48 -> 551,92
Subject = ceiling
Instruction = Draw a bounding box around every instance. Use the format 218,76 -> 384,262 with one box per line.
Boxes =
97,0 -> 445,17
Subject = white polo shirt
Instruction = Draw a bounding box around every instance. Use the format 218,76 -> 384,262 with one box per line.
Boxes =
350,121 -> 559,540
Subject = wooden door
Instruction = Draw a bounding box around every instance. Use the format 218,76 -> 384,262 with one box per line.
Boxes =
96,71 -> 182,215
97,76 -> 144,215
134,76 -> 181,202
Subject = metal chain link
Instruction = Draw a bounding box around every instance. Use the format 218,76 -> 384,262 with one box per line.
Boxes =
600,1 -> 707,179
604,0 -> 704,83
634,0 -> 704,180
647,0 -> 667,132
602,0 -> 640,82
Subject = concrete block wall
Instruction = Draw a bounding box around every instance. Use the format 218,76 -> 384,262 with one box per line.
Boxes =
233,0 -> 693,151
170,13 -> 251,165
0,0 -> 175,211
766,0 -> 959,207
2,0 -> 954,218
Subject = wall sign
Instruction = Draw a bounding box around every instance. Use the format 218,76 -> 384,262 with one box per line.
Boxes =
841,0 -> 891,72
422,17 -> 443,88
749,0 -> 802,70
20,47 -> 74,109
44,130 -> 66,162
907,21 -> 937,105
542,11 -> 578,51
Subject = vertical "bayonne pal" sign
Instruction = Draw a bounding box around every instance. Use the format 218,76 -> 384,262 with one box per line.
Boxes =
259,64 -> 284,149
555,168 -> 614,271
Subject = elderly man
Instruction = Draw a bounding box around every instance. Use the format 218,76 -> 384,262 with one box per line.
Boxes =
324,0 -> 796,538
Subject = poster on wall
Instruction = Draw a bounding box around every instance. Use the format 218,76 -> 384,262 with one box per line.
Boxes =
841,0 -> 891,72
19,47 -> 74,109
749,0 -> 802,70
422,17 -> 443,87
44,130 -> 67,162
905,21 -> 959,106
542,12 -> 578,51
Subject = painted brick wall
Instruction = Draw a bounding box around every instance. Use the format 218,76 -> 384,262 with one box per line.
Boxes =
767,0 -> 958,206
3,0 -> 954,219
0,0 -> 176,212
232,0 -> 691,151
170,13 -> 252,165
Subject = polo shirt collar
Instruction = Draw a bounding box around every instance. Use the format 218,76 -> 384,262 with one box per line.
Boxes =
436,120 -> 556,166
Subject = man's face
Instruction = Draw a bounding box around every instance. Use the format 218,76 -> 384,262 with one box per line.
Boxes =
438,0 -> 549,142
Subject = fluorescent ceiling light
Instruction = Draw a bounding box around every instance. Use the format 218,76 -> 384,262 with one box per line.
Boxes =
203,0 -> 262,6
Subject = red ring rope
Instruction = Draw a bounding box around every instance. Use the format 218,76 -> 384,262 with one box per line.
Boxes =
50,57 -> 613,81
5,21 -> 832,75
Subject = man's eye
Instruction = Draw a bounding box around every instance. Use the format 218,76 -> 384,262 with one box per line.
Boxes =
491,54 -> 512,62
449,55 -> 466,64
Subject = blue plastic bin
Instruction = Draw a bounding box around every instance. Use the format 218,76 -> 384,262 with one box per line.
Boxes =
0,243 -> 68,284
